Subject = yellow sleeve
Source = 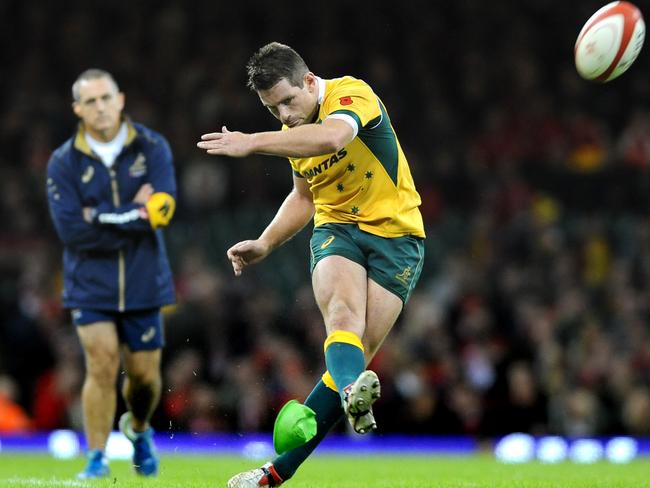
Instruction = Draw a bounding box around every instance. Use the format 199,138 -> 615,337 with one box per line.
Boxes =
321,81 -> 382,130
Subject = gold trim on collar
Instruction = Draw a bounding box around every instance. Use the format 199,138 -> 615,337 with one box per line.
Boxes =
73,125 -> 94,157
73,118 -> 138,157
124,120 -> 137,146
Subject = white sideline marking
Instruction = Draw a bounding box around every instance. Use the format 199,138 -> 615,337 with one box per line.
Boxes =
4,478 -> 88,487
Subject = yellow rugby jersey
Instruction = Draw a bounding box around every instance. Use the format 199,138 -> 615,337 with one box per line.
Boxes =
288,76 -> 425,238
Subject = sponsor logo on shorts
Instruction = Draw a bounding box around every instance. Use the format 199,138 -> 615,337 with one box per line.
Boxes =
71,309 -> 82,321
395,266 -> 412,286
320,235 -> 336,249
140,326 -> 156,343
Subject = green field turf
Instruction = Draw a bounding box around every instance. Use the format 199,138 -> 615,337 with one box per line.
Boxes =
1,454 -> 649,487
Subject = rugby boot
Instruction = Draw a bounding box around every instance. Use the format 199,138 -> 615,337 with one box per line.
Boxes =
119,411 -> 159,476
77,449 -> 109,479
343,370 -> 381,434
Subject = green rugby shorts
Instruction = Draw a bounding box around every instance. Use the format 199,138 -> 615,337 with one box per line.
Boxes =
309,223 -> 425,303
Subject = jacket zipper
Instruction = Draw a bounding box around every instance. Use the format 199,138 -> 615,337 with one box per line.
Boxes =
109,168 -> 126,312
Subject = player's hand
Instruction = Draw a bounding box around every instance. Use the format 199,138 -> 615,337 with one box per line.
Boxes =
226,239 -> 272,276
197,126 -> 253,157
133,183 -> 154,204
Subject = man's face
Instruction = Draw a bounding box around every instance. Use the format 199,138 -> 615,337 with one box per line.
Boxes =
73,77 -> 124,136
257,73 -> 318,128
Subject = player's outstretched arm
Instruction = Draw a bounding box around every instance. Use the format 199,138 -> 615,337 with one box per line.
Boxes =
226,176 -> 314,276
226,239 -> 272,277
197,118 -> 354,159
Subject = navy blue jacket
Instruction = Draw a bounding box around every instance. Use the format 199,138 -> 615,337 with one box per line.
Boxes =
47,120 -> 176,311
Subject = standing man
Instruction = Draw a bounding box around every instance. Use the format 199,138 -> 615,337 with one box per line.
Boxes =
46,69 -> 177,479
197,42 -> 425,487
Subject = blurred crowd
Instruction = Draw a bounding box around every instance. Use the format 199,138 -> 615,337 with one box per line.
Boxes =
1,0 -> 650,438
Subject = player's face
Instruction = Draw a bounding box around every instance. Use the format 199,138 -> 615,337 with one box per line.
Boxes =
257,73 -> 319,128
73,77 -> 124,140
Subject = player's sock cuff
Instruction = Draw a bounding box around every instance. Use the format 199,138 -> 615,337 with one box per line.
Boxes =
324,330 -> 364,353
322,371 -> 338,392
262,463 -> 283,486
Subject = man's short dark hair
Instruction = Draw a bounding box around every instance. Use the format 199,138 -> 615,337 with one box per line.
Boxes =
72,68 -> 119,102
246,42 -> 309,91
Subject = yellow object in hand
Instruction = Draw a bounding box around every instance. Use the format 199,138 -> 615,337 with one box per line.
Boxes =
145,192 -> 175,229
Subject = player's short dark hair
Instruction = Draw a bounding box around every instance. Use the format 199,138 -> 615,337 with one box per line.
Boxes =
246,42 -> 309,91
72,69 -> 119,102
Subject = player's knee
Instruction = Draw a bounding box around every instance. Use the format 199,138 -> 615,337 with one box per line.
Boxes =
85,350 -> 119,383
127,366 -> 160,387
325,300 -> 363,330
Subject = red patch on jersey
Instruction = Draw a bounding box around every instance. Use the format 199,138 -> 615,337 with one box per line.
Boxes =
339,96 -> 353,106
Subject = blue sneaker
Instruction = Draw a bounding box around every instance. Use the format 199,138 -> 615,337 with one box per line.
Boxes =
119,412 -> 159,476
77,449 -> 109,479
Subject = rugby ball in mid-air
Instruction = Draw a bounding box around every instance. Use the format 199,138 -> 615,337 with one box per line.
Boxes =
574,1 -> 645,82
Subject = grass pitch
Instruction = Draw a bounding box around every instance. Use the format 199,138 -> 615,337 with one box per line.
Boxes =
1,453 -> 649,487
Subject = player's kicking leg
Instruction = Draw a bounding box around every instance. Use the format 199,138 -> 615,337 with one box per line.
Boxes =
228,279 -> 403,486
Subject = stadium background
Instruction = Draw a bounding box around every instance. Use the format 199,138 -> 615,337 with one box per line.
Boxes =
1,0 -> 650,443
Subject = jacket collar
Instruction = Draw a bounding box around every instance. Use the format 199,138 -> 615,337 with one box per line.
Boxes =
73,117 -> 137,157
